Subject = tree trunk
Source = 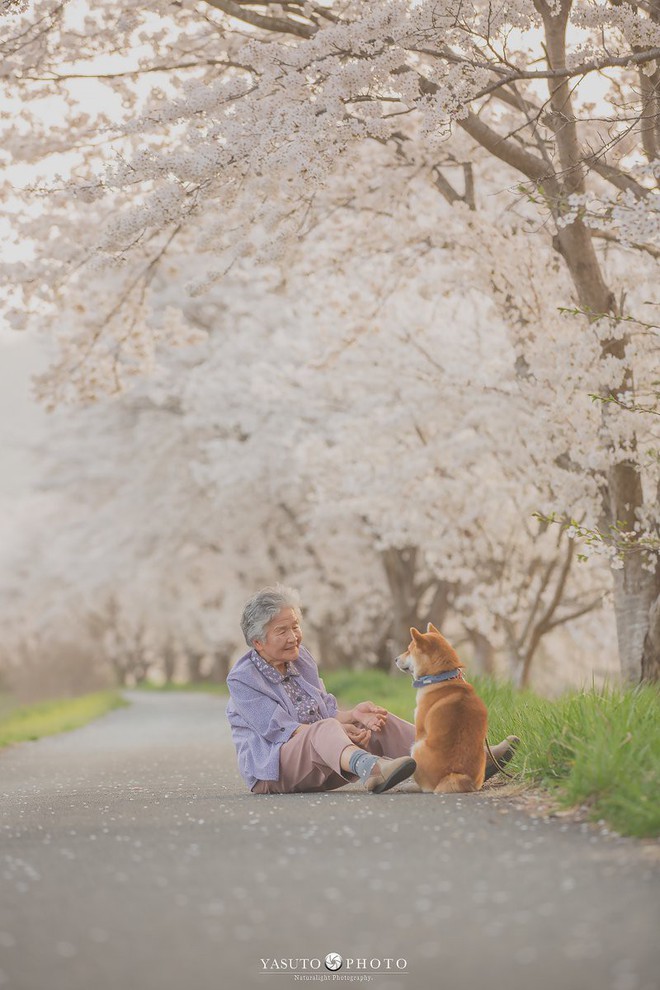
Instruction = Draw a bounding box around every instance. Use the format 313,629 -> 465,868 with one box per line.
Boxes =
311,623 -> 346,670
186,651 -> 205,682
108,657 -> 129,687
371,618 -> 396,672
534,0 -> 658,682
380,547 -> 421,672
456,0 -> 660,682
207,651 -> 230,683
641,587 -> 660,681
380,547 -> 453,672
467,630 -> 496,676
162,644 -> 177,683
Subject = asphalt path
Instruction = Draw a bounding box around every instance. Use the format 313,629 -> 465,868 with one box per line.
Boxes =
0,690 -> 658,990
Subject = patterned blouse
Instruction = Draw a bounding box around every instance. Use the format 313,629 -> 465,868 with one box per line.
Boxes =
249,649 -> 323,724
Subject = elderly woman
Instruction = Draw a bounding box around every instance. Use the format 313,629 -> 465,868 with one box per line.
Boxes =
226,586 -> 517,795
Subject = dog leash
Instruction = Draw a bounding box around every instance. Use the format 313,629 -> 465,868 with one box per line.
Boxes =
485,736 -> 516,779
460,671 -> 517,779
461,671 -> 517,779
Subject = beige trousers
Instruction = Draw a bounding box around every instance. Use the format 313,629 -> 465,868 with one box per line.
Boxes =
251,714 -> 416,794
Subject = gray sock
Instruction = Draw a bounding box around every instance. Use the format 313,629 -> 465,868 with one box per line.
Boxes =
348,750 -> 379,781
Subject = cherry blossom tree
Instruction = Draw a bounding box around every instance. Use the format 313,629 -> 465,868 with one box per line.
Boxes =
0,217 -> 619,691
2,0 -> 658,680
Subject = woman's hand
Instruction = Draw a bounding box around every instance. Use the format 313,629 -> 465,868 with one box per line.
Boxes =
351,701 -> 388,732
343,722 -> 372,747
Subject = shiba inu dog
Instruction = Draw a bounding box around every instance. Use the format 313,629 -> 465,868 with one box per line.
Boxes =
396,623 -> 488,793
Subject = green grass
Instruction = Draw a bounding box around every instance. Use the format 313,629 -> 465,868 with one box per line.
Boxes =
504,683 -> 660,839
0,690 -> 129,749
322,668 -> 416,720
323,669 -> 660,839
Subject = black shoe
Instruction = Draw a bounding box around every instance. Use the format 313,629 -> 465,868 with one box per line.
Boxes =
364,756 -> 417,793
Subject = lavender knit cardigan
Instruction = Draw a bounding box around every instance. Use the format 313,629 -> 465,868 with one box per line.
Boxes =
226,644 -> 338,791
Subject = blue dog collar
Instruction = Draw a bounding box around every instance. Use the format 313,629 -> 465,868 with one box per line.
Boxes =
412,668 -> 463,688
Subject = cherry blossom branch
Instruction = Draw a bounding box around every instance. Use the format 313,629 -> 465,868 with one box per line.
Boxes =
590,229 -> 660,260
468,46 -> 660,101
534,514 -> 660,558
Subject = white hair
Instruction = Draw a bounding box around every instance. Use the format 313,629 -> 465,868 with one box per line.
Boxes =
240,585 -> 302,647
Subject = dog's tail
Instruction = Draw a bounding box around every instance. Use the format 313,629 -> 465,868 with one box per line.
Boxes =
434,773 -> 477,794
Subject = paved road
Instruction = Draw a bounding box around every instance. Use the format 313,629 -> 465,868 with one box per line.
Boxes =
0,690 -> 658,990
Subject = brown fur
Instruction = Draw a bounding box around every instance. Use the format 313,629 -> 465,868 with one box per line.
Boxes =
398,623 -> 488,795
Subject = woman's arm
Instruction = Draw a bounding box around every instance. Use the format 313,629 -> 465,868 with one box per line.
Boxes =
334,709 -> 358,724
228,677 -> 301,743
335,702 -> 388,731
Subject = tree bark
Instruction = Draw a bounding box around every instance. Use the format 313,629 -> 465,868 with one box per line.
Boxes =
641,583 -> 660,681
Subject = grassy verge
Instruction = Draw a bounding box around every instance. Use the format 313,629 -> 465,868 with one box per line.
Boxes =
495,682 -> 660,839
0,690 -> 129,750
322,669 -> 660,839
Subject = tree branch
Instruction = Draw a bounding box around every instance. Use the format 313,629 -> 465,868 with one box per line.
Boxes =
520,536 -> 576,685
201,0 -> 317,38
591,228 -> 660,260
491,84 -> 653,199
431,166 -> 464,205
544,594 -> 606,633
519,557 -> 558,651
470,46 -> 660,101
458,110 -> 551,184
415,72 -> 551,184
22,58 -> 253,82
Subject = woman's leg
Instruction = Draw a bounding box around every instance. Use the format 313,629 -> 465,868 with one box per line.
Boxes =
365,712 -> 415,759
252,719 -> 359,794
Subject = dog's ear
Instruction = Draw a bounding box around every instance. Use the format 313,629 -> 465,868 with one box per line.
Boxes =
410,627 -> 423,642
427,622 -> 441,635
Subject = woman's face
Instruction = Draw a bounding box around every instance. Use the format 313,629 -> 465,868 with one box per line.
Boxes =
254,607 -> 303,668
